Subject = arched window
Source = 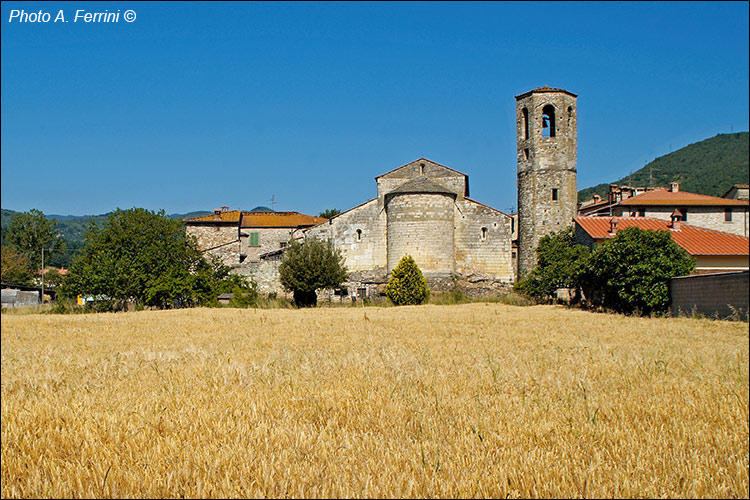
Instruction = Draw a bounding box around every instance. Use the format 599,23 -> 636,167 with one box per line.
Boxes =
542,104 -> 556,137
522,108 -> 529,140
356,229 -> 362,242
481,227 -> 488,241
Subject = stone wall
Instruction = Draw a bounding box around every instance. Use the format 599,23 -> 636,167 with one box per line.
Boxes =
386,192 -> 455,275
516,90 -> 578,279
454,199 -> 514,282
304,198 -> 388,274
240,227 -> 301,262
377,159 -> 467,203
670,271 -> 749,320
186,224 -> 240,266
234,260 -> 289,296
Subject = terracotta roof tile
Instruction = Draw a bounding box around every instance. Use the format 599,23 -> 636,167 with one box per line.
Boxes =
620,190 -> 749,207
185,210 -> 243,223
241,212 -> 327,228
574,217 -> 749,256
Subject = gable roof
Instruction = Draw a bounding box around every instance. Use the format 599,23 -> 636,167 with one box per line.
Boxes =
388,176 -> 458,197
375,158 -> 467,180
620,189 -> 749,207
240,212 -> 327,228
185,210 -> 243,223
574,216 -> 749,256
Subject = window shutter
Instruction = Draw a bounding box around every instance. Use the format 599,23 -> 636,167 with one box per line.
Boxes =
250,232 -> 259,247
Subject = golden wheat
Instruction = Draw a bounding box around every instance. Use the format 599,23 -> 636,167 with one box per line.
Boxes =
1,304 -> 748,498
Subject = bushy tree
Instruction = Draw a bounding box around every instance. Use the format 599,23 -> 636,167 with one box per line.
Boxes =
1,245 -> 33,285
278,238 -> 348,307
318,208 -> 342,219
5,209 -> 66,271
515,227 -> 590,300
385,255 -> 428,306
63,208 -> 252,310
579,227 -> 695,315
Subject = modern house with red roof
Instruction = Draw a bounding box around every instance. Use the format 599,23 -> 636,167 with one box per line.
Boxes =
574,216 -> 750,273
580,182 -> 749,237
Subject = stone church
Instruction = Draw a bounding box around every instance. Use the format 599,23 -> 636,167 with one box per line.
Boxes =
304,158 -> 515,296
186,86 -> 579,297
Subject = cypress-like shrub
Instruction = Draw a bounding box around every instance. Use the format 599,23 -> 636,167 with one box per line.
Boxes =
385,255 -> 428,306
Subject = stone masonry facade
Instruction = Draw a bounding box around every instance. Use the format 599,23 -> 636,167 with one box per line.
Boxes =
516,87 -> 578,279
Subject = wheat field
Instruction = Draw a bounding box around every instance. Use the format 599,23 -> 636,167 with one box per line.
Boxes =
1,303 -> 748,498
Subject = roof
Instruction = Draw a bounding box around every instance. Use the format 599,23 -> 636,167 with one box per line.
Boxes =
574,216 -> 750,256
240,212 -> 327,228
185,210 -> 243,223
515,86 -> 578,100
721,184 -> 750,198
620,189 -> 749,207
388,176 -> 458,197
375,158 -> 467,180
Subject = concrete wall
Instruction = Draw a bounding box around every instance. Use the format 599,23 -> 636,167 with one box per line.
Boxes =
695,255 -> 750,272
1,289 -> 40,308
516,90 -> 578,279
186,224 -> 240,267
670,271 -> 749,320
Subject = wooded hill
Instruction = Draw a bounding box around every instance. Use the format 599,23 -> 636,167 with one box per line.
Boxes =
578,132 -> 749,202
0,209 -> 211,247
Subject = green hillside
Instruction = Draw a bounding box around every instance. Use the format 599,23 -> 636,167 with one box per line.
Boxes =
1,209 -> 210,247
578,132 -> 749,202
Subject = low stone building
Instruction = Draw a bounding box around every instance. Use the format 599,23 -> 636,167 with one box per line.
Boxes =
304,158 -> 515,297
185,208 -> 327,294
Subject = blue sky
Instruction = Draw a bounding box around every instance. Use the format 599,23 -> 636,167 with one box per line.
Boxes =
2,1 -> 748,216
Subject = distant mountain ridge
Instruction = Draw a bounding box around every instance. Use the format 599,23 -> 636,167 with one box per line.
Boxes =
1,209 -> 212,246
578,132 -> 749,202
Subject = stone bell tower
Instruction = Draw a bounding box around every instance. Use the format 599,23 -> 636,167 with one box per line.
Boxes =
516,86 -> 578,279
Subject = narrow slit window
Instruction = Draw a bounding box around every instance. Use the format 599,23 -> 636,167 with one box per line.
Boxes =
481,227 -> 488,241
522,107 -> 529,140
356,229 -> 362,242
552,188 -> 558,201
523,148 -> 530,160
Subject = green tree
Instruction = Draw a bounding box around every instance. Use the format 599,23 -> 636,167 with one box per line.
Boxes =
318,208 -> 342,219
385,255 -> 429,306
278,238 -> 348,307
515,227 -> 590,301
579,227 -> 695,315
63,208 -> 250,310
5,209 -> 66,272
1,245 -> 33,285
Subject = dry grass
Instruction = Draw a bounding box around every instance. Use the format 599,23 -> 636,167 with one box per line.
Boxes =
1,304 -> 748,498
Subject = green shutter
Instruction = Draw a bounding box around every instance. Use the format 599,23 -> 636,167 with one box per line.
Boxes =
250,232 -> 259,247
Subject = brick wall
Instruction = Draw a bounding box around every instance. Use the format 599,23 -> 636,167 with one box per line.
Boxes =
670,271 -> 749,320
